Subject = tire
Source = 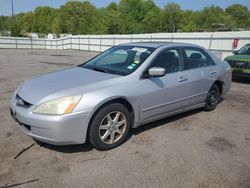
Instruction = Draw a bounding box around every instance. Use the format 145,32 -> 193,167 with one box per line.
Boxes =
89,103 -> 131,150
203,84 -> 220,111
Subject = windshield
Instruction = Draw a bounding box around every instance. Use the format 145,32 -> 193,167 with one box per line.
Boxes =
238,44 -> 250,55
80,45 -> 155,76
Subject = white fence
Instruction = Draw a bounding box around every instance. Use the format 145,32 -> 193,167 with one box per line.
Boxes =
0,31 -> 250,59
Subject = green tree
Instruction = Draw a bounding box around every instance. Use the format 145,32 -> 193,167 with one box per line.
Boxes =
20,12 -> 34,34
51,16 -> 61,34
59,1 -> 106,34
163,3 -> 185,32
142,5 -> 164,33
102,3 -> 124,34
226,4 -> 250,29
0,1 -> 249,36
197,6 -> 231,31
181,10 -> 199,32
118,0 -> 149,33
0,16 -> 7,30
33,6 -> 57,34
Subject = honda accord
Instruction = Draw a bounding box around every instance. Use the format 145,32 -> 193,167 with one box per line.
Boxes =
10,42 -> 231,150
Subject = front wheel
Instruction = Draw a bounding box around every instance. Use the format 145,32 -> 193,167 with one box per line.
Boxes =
203,84 -> 220,111
89,103 -> 131,150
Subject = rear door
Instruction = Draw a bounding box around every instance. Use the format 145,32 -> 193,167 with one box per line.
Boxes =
183,47 -> 218,100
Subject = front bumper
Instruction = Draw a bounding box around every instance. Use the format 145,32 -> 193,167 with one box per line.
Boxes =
232,70 -> 250,78
10,95 -> 92,145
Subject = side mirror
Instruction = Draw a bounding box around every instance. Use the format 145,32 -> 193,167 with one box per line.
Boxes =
148,67 -> 166,77
233,51 -> 238,55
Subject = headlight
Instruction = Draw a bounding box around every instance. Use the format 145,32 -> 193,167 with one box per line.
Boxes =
33,95 -> 82,115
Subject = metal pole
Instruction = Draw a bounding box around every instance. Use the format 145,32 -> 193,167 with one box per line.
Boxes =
11,0 -> 14,17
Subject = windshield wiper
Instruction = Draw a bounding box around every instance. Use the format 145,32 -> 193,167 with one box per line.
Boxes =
92,67 -> 109,73
80,65 -> 126,76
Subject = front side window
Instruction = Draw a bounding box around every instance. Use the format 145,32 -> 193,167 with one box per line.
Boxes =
148,48 -> 182,74
81,46 -> 155,75
184,48 -> 215,69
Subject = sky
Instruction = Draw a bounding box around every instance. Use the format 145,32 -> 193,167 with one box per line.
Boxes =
0,0 -> 250,16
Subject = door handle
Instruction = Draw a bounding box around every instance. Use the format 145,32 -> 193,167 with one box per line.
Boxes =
178,77 -> 188,82
209,70 -> 217,75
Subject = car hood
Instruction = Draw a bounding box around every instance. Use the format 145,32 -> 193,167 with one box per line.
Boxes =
224,54 -> 250,62
17,67 -> 120,104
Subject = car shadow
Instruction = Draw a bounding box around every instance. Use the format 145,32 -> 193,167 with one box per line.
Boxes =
35,140 -> 94,153
232,77 -> 250,84
129,108 -> 202,137
37,107 -> 208,153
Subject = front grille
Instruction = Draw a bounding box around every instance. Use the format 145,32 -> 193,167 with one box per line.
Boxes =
16,94 -> 33,108
226,60 -> 250,70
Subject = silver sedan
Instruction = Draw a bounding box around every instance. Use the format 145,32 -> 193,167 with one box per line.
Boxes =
10,42 -> 231,150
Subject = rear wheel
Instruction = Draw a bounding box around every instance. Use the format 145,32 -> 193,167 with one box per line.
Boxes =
203,84 -> 220,111
89,103 -> 131,150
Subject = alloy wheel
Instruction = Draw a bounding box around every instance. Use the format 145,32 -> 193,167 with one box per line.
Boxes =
99,111 -> 127,144
207,90 -> 218,107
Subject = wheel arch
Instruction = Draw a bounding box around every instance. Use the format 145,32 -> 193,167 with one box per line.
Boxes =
213,80 -> 224,95
86,97 -> 135,140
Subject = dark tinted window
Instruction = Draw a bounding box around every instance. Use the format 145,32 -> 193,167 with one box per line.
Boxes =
149,48 -> 182,73
184,48 -> 215,69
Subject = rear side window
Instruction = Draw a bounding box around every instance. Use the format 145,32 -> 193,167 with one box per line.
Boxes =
183,48 -> 215,69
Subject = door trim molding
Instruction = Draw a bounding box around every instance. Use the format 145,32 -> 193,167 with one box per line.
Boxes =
141,92 -> 207,112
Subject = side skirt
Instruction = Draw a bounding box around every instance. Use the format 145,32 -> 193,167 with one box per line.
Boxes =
133,102 -> 205,128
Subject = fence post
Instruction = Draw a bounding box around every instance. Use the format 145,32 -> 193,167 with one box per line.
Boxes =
171,35 -> 173,42
100,36 -> 102,52
131,34 -> 133,42
113,36 -> 115,46
88,36 -> 90,52
30,38 -> 33,49
70,37 -> 72,50
79,36 -> 80,50
209,34 -> 213,50
15,37 -> 17,49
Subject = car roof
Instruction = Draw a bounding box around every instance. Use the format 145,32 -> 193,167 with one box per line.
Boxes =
121,42 -> 200,49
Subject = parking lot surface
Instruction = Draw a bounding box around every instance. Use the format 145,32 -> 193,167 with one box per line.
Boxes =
0,49 -> 250,188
